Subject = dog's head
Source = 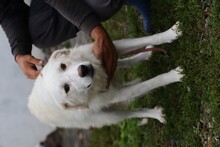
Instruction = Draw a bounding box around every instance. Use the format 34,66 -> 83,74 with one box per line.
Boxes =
28,45 -> 108,122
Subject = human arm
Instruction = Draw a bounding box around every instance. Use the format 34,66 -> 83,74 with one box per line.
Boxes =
0,0 -> 31,57
44,0 -> 118,85
90,25 -> 118,86
0,0 -> 43,79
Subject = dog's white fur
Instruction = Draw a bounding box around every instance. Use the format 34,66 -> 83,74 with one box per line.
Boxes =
28,22 -> 183,129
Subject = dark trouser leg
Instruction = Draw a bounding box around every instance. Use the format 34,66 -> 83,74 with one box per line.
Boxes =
125,0 -> 152,33
28,0 -> 79,48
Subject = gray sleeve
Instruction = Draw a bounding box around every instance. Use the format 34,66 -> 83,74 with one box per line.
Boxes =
0,0 -> 32,57
44,0 -> 100,35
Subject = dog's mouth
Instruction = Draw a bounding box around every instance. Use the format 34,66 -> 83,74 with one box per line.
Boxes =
87,83 -> 92,88
63,103 -> 89,109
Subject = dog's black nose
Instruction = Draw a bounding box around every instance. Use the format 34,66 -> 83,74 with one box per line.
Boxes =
77,64 -> 95,78
77,65 -> 89,77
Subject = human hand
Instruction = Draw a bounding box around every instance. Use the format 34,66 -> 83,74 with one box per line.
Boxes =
15,54 -> 44,79
90,25 -> 118,87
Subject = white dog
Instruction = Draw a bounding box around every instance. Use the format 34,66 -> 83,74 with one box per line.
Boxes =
28,22 -> 183,129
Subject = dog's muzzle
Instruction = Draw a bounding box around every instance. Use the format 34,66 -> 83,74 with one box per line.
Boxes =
77,64 -> 95,78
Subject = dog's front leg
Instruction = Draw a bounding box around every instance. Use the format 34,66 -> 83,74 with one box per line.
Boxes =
109,67 -> 183,104
85,107 -> 165,128
118,52 -> 151,68
114,22 -> 181,55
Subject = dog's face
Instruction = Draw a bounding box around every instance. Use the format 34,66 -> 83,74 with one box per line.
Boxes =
39,47 -> 108,110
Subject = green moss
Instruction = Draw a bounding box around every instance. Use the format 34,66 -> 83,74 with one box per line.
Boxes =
89,0 -> 220,146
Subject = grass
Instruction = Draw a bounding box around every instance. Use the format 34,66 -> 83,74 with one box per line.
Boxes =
89,0 -> 220,146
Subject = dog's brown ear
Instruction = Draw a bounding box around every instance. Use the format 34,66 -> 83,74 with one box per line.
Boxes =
51,49 -> 70,59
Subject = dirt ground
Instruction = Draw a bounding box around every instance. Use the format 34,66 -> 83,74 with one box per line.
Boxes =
41,128 -> 91,147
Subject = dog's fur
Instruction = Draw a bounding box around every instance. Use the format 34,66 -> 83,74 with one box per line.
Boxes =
28,22 -> 183,129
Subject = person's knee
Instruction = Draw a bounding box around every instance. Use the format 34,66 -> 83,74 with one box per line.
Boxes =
84,0 -> 124,21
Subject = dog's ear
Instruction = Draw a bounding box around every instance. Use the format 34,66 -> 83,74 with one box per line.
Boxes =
51,49 -> 70,59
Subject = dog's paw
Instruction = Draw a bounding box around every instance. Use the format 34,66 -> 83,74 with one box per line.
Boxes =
164,21 -> 182,43
153,106 -> 166,124
144,45 -> 154,60
137,118 -> 148,126
167,67 -> 184,82
137,106 -> 165,125
144,51 -> 153,60
171,21 -> 182,37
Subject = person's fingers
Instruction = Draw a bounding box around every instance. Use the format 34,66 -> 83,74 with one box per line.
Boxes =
102,48 -> 118,87
22,63 -> 40,79
28,70 -> 41,79
16,55 -> 44,79
104,56 -> 116,78
24,56 -> 44,79
27,55 -> 44,66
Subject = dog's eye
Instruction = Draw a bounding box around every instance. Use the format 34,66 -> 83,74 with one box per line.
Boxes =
60,63 -> 66,70
64,84 -> 70,93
